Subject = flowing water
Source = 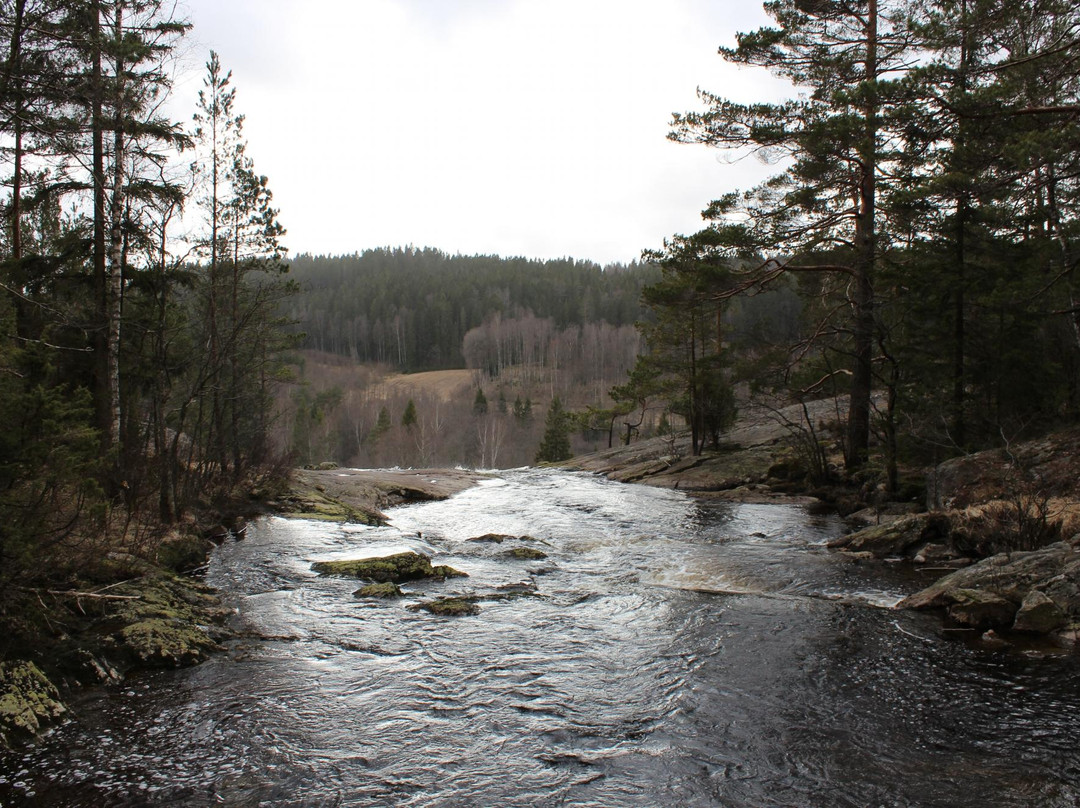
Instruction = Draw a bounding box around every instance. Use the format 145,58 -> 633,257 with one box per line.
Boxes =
3,468 -> 1080,806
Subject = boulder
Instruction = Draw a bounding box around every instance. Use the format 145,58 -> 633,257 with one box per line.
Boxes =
946,589 -> 1018,629
467,533 -> 512,544
828,513 -> 949,558
312,551 -> 466,583
1012,590 -> 1067,634
900,541 -> 1080,611
927,428 -> 1080,509
354,581 -> 403,599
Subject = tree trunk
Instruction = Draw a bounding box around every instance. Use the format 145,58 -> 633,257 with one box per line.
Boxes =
846,0 -> 878,471
107,2 -> 125,455
92,0 -> 111,454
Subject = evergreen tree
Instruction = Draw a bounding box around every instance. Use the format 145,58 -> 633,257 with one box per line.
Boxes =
535,397 -> 572,463
638,229 -> 737,455
401,398 -> 417,429
373,406 -> 391,440
473,387 -> 488,415
671,0 -> 913,468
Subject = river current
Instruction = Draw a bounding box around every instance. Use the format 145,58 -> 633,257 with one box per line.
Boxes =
3,468 -> 1080,806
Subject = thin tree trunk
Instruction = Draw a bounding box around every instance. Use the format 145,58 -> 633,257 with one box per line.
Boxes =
107,2 -> 125,452
92,0 -> 111,453
846,0 -> 878,470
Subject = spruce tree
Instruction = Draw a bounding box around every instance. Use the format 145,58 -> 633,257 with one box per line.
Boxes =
535,397 -> 572,463
402,398 -> 417,429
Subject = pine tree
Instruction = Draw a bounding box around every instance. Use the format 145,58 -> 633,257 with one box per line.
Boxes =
671,0 -> 913,468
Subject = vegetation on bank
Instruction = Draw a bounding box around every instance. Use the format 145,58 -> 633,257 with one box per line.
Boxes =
0,1 -> 295,744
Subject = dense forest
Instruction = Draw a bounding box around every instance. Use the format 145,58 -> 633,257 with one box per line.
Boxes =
286,250 -> 653,371
0,1 -> 292,588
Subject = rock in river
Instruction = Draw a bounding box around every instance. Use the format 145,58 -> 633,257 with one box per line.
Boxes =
312,551 -> 466,583
354,581 -> 404,599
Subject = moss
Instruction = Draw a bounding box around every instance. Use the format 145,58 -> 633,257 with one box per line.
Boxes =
276,488 -> 386,525
410,597 -> 481,617
355,581 -> 403,599
312,551 -> 466,583
501,547 -> 549,560
100,571 -> 233,670
114,618 -> 224,667
156,534 -> 215,573
0,661 -> 66,748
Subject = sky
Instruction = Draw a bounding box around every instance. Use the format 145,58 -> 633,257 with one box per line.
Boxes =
171,0 -> 792,266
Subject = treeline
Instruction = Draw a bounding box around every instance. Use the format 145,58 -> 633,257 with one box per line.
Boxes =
620,0 -> 1080,486
0,2 -> 293,588
285,249 -> 656,370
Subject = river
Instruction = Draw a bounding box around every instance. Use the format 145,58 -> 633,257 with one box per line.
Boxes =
3,468 -> 1080,806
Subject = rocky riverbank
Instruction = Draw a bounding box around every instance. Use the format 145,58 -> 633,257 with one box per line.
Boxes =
0,556 -> 234,748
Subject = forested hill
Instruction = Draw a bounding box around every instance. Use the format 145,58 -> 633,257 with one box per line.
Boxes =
285,248 -> 657,371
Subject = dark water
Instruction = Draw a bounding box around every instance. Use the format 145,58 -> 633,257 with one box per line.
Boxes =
3,469 -> 1079,806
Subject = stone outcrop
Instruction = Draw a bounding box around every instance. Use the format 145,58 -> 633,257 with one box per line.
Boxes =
899,539 -> 1080,639
275,468 -> 486,524
828,513 -> 951,558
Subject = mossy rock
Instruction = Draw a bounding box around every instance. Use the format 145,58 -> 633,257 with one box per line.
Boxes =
97,571 -> 232,670
501,547 -> 548,560
312,551 -> 466,583
114,618 -> 224,668
156,534 -> 215,573
409,597 -> 481,617
467,533 -> 512,544
355,581 -> 403,599
0,661 -> 66,748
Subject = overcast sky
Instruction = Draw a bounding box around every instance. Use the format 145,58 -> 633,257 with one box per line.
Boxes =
171,0 -> 791,265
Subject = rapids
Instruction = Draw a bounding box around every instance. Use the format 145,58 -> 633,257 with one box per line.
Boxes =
3,468 -> 1079,806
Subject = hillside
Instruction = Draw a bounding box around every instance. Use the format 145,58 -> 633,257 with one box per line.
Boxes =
286,248 -> 656,372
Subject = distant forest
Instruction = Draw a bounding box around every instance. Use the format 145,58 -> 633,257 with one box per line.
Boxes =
285,249 -> 656,371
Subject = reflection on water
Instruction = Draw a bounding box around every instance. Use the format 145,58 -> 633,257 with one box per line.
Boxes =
3,469 -> 1080,806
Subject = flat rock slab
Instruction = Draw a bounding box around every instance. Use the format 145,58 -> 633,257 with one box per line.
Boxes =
280,468 -> 486,523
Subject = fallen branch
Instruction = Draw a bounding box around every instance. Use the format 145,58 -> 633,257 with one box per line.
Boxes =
22,587 -> 141,601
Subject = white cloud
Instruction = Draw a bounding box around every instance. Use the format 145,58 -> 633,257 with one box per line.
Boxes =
174,0 -> 791,264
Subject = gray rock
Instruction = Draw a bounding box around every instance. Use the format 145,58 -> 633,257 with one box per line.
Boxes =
829,513 -> 949,558
946,589 -> 1018,629
900,541 -> 1080,611
1012,590 -> 1067,633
